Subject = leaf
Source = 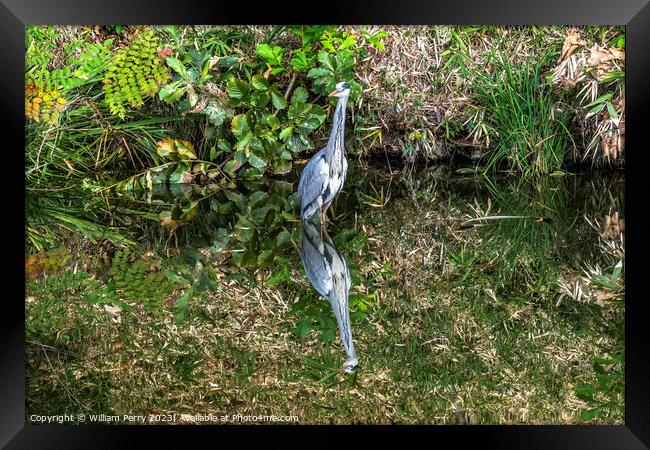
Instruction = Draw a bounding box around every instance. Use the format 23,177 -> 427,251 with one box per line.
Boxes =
257,249 -> 274,266
584,92 -> 613,108
204,102 -> 232,126
615,36 -> 625,49
231,114 -> 251,139
169,163 -> 194,184
216,55 -> 240,69
611,260 -> 623,281
560,30 -> 585,60
159,80 -> 186,103
296,319 -> 312,337
276,229 -> 292,247
271,159 -> 293,175
291,87 -> 309,104
247,190 -> 268,206
234,216 -> 255,242
270,89 -> 287,110
579,407 -> 602,421
335,50 -> 355,73
606,101 -> 618,121
250,91 -> 270,108
585,103 -> 606,119
156,139 -> 197,161
164,270 -> 191,286
236,134 -> 252,153
319,328 -> 336,343
248,153 -> 267,169
256,44 -> 275,62
290,50 -> 311,72
166,57 -> 189,80
266,114 -> 280,129
156,139 -> 175,159
251,74 -> 270,91
286,135 -> 307,152
186,87 -> 198,107
224,159 -> 242,173
338,35 -> 357,51
180,201 -> 199,222
307,67 -> 332,78
279,126 -> 293,140
288,101 -> 307,121
301,105 -> 326,130
218,138 -> 232,153
251,203 -> 274,221
173,288 -> 194,325
574,385 -> 598,402
317,51 -> 335,71
266,266 -> 290,285
226,78 -> 249,99
175,140 -> 198,160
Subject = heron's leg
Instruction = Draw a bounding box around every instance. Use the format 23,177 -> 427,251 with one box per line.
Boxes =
317,207 -> 323,239
323,203 -> 331,222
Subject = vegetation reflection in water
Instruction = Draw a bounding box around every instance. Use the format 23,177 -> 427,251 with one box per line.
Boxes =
25,162 -> 624,423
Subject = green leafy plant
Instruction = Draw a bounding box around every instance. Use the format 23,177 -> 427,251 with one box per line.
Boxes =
255,44 -> 286,75
287,26 -> 336,73
575,349 -> 624,421
291,294 -> 340,343
102,29 -> 169,118
223,82 -> 326,176
153,26 -> 386,178
308,50 -> 361,101
25,31 -> 114,123
109,248 -> 175,313
226,180 -> 301,267
26,28 -> 114,94
166,247 -> 219,325
290,291 -> 375,343
158,49 -> 235,124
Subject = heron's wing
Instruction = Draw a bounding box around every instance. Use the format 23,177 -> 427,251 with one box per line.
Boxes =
298,150 -> 329,219
323,239 -> 350,306
323,238 -> 356,363
300,220 -> 332,299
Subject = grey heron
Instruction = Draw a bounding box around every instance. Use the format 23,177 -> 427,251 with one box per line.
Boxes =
298,81 -> 351,227
300,217 -> 358,373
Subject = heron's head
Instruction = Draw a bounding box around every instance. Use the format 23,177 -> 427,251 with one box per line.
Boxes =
328,82 -> 351,98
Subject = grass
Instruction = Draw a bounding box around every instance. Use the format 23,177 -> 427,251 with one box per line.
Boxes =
356,26 -> 623,169
25,166 -> 623,424
466,50 -> 575,175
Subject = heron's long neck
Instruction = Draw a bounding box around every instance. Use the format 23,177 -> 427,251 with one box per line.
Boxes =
326,95 -> 348,157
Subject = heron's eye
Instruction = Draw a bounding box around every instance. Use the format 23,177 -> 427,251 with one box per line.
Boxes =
342,82 -> 350,89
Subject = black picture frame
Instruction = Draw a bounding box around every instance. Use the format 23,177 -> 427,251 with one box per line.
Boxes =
5,0 -> 649,447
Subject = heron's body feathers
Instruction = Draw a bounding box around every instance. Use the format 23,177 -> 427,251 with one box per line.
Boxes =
300,219 -> 357,371
298,90 -> 349,221
298,150 -> 329,220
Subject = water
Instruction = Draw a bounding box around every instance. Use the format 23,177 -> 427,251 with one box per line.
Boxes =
113,161 -> 624,371
112,163 -> 624,274
28,161 -> 625,423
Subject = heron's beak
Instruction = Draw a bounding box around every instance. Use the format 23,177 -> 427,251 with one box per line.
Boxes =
328,89 -> 340,97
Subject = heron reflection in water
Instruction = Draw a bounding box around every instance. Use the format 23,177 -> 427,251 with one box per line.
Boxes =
300,218 -> 358,373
